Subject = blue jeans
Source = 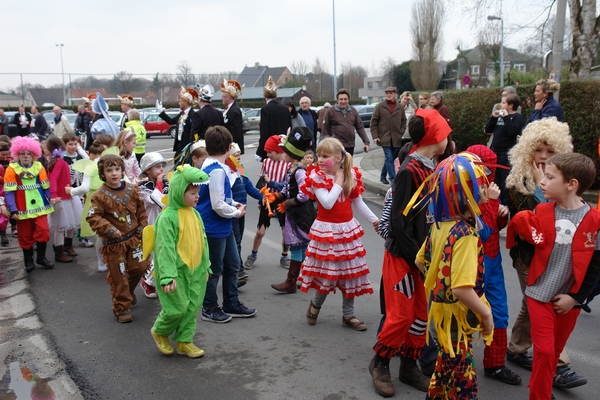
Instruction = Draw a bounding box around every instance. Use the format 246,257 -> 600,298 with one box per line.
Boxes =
203,233 -> 240,310
381,146 -> 400,181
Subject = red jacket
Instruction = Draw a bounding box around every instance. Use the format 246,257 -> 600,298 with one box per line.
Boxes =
48,158 -> 73,200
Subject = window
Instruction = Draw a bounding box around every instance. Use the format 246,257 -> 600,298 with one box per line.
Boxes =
471,65 -> 480,75
378,81 -> 383,88
514,63 -> 526,72
368,82 -> 373,90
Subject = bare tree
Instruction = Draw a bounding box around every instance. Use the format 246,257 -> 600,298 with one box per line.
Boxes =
410,0 -> 445,90
311,57 -> 333,100
380,56 -> 397,88
340,62 -> 368,99
176,61 -> 195,87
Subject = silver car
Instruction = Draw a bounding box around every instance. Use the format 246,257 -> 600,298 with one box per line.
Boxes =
243,108 -> 260,132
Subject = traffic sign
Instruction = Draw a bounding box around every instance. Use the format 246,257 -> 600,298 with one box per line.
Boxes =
462,74 -> 472,86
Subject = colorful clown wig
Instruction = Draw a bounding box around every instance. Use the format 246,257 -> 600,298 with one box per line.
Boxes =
403,152 -> 487,223
10,136 -> 42,159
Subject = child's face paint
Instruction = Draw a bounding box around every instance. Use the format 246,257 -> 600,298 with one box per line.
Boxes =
324,159 -> 333,169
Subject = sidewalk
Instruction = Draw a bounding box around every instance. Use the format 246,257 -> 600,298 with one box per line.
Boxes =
0,239 -> 83,399
356,147 -> 599,205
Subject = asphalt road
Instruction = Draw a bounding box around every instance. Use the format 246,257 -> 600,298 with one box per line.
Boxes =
26,133 -> 600,400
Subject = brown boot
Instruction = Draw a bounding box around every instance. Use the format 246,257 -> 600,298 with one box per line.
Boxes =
53,245 -> 73,263
369,355 -> 394,397
399,356 -> 430,392
271,259 -> 301,293
63,237 -> 78,257
306,300 -> 321,325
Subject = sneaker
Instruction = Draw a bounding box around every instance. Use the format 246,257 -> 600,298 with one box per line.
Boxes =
553,365 -> 587,388
79,238 -> 95,248
238,270 -> 249,280
141,280 -> 158,299
11,228 -> 17,238
244,254 -> 257,270
176,342 -> 204,358
150,329 -> 173,355
237,279 -> 247,288
280,256 -> 290,269
484,365 -> 522,385
98,263 -> 108,273
506,351 -> 533,370
201,307 -> 232,323
116,309 -> 132,323
223,302 -> 257,318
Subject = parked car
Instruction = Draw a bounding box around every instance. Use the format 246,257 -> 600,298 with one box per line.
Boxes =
3,111 -> 18,137
243,108 -> 260,132
353,105 -> 375,128
108,111 -> 125,128
143,112 -> 179,138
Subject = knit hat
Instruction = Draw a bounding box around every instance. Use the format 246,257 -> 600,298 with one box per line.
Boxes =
283,127 -> 312,160
117,94 -> 135,106
220,79 -> 242,99
196,83 -> 215,103
264,76 -> 278,97
264,135 -> 284,153
139,152 -> 167,174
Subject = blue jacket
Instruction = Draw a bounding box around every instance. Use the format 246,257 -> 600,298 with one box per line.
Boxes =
525,95 -> 563,126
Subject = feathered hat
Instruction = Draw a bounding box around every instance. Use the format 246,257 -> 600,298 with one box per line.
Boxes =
220,79 -> 242,99
263,76 -> 278,97
82,93 -> 97,106
403,152 -> 487,224
10,136 -> 42,159
196,83 -> 215,103
179,86 -> 199,105
117,94 -> 135,106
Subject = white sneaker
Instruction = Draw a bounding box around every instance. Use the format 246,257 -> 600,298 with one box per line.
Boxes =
98,263 -> 108,272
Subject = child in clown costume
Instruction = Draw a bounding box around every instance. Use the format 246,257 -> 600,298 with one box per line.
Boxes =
150,164 -> 211,358
4,136 -> 55,272
413,152 -> 494,400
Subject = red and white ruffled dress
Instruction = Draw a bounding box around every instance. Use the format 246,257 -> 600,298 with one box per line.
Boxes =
299,165 -> 375,298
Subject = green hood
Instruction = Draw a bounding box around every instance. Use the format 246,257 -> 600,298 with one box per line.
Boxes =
168,165 -> 209,210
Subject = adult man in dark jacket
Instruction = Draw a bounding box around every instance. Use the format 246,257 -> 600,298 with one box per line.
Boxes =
298,96 -> 318,151
322,88 -> 370,156
192,84 -> 224,140
13,105 -> 31,137
221,79 -> 244,154
30,106 -> 47,139
156,86 -> 199,158
256,76 -> 291,161
371,87 -> 407,184
74,105 -> 92,133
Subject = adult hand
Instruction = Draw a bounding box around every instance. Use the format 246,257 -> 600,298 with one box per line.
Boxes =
363,144 -> 370,153
534,97 -> 547,110
254,154 -> 262,162
155,100 -> 164,113
532,160 -> 545,186
373,138 -> 381,146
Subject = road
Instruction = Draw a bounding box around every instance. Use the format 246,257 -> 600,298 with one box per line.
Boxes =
25,132 -> 600,400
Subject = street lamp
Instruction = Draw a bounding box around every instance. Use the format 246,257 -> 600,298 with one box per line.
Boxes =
487,15 -> 504,87
56,44 -> 66,105
332,0 -> 337,97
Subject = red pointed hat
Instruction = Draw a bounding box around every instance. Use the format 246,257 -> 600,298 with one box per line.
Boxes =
413,108 -> 452,147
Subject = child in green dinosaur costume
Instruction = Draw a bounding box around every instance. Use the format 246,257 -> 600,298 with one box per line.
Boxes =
150,164 -> 211,358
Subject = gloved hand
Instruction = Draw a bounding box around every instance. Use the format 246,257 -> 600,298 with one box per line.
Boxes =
277,202 -> 286,214
254,154 -> 262,162
264,191 -> 278,204
155,100 -> 164,113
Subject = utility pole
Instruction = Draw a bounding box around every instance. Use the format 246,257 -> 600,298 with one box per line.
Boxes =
332,0 -> 337,96
552,0 -> 567,101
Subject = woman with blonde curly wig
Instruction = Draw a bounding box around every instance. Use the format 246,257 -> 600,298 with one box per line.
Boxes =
505,117 -> 586,388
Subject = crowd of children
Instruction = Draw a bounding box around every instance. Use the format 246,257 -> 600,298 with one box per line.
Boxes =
2,92 -> 599,400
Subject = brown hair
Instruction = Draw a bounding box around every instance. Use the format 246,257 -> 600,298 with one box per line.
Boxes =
419,92 -> 430,101
97,154 -> 125,182
546,153 -> 596,196
504,93 -> 521,111
95,133 -> 114,148
205,126 -> 233,156
61,131 -> 79,144
89,140 -> 105,156
45,135 -> 66,172
192,146 -> 208,159
336,88 -> 350,100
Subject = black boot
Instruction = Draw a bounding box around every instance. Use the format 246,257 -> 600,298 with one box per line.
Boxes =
36,242 -> 55,269
0,230 -> 8,246
23,248 -> 35,272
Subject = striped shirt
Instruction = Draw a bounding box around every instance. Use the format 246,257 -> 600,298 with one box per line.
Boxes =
261,158 -> 290,193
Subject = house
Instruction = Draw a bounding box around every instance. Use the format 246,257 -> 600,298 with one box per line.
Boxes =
70,88 -> 110,105
442,45 -> 538,89
237,63 -> 293,88
358,76 -> 391,104
0,92 -> 35,108
27,88 -> 72,107
212,87 -> 313,102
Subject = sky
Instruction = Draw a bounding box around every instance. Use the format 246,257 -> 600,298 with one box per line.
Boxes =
0,0 -> 552,91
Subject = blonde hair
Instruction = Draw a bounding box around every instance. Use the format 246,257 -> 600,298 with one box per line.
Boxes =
505,117 -> 573,195
316,138 -> 353,197
536,79 -> 560,93
128,109 -> 141,121
116,128 -> 136,156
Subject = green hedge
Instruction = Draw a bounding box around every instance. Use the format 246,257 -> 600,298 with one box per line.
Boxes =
437,81 -> 600,188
